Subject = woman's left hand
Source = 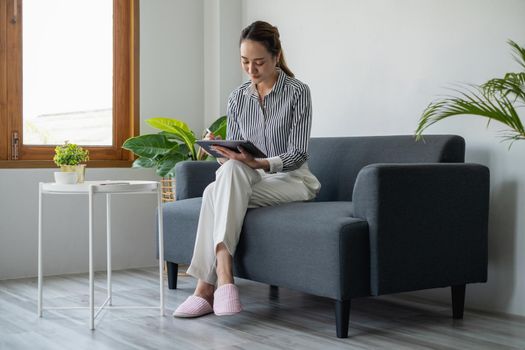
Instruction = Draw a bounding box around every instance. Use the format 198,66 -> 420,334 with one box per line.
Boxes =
212,145 -> 266,170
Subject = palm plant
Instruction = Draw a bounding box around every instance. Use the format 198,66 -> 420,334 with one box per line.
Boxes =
123,116 -> 227,177
416,40 -> 525,146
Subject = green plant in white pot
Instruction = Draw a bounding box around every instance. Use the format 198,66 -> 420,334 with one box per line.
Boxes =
53,142 -> 90,183
416,40 -> 525,146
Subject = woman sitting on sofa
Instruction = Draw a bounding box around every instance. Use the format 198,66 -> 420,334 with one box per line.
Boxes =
173,20 -> 321,318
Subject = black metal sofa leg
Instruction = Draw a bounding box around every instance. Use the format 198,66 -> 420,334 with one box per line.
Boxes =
167,262 -> 178,290
451,284 -> 466,319
335,300 -> 351,338
269,285 -> 279,299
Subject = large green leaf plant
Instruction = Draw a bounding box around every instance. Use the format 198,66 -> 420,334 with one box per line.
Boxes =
123,116 -> 227,177
416,40 -> 525,146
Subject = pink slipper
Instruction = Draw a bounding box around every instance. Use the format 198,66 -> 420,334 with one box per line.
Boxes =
173,295 -> 213,318
213,284 -> 242,316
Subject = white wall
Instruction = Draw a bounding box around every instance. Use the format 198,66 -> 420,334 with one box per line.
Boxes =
243,0 -> 525,317
0,0 -> 206,280
203,0 -> 243,128
141,0 -> 204,135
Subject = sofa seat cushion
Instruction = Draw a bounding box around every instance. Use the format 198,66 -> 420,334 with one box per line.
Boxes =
163,199 -> 370,299
236,201 -> 370,300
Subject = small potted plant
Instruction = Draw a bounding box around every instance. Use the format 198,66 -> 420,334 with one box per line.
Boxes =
53,141 -> 90,183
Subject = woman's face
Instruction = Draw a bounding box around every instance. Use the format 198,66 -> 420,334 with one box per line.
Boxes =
240,39 -> 279,85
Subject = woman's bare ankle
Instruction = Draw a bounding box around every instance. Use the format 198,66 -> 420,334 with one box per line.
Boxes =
194,280 -> 214,304
216,243 -> 234,287
217,273 -> 234,287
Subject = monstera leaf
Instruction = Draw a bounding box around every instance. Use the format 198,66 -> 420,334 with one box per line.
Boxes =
123,134 -> 177,159
147,118 -> 197,159
123,116 -> 227,178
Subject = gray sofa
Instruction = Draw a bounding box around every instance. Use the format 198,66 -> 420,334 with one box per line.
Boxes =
162,135 -> 489,338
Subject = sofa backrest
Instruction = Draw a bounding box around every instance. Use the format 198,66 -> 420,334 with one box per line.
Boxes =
307,135 -> 465,202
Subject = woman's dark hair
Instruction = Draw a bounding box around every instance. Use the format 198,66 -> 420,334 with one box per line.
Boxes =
240,21 -> 294,78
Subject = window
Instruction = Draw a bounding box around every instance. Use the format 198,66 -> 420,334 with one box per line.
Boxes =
0,0 -> 139,167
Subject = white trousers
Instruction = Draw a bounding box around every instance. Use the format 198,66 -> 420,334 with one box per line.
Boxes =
186,160 -> 321,285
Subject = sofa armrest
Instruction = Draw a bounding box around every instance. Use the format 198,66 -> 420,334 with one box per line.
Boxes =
352,163 -> 489,296
174,161 -> 220,200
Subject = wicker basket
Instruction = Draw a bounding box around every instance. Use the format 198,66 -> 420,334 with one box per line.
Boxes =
161,177 -> 176,202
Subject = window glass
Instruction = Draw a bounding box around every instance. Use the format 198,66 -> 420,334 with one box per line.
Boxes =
22,0 -> 113,146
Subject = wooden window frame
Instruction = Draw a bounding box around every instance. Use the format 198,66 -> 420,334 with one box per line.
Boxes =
0,0 -> 139,168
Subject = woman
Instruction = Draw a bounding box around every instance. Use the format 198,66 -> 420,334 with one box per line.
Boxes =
173,20 -> 321,317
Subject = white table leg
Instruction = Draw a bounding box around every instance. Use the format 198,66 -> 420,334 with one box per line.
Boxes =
106,194 -> 112,306
37,183 -> 43,317
89,185 -> 95,330
157,183 -> 164,316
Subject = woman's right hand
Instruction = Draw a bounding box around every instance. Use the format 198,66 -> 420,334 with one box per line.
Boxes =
197,130 -> 225,161
204,129 -> 215,140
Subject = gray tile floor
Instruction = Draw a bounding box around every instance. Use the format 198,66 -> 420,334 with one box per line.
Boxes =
1,267 -> 523,350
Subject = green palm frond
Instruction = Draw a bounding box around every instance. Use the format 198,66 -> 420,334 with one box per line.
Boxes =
416,87 -> 525,143
483,72 -> 525,103
509,39 -> 525,70
416,40 -> 525,146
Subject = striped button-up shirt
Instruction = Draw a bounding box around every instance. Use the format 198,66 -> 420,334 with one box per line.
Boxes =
226,69 -> 312,173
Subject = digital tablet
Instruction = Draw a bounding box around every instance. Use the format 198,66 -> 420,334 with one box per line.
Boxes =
196,140 -> 267,158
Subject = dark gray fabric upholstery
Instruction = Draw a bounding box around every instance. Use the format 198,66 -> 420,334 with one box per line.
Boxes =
162,135 -> 488,305
174,161 -> 220,200
352,163 -> 489,296
174,135 -> 465,203
235,202 -> 370,299
163,198 -> 202,264
163,200 -> 370,299
308,135 -> 465,202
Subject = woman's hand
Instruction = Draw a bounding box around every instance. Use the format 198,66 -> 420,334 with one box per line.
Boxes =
212,145 -> 269,171
197,130 -> 224,160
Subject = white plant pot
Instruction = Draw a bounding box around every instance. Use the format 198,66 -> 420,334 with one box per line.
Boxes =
54,171 -> 78,184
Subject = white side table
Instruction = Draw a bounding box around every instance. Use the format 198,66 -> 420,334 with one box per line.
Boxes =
37,181 -> 165,329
